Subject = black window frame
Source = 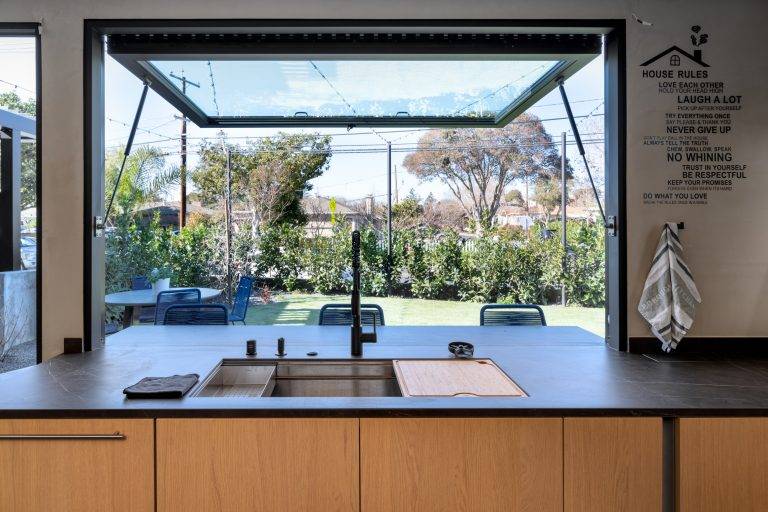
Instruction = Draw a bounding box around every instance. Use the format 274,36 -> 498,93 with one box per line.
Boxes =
106,31 -> 601,128
84,19 -> 626,351
0,23 -> 42,363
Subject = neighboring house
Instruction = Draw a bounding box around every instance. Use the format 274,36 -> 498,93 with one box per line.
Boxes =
134,201 -> 216,229
495,205 -> 546,230
302,195 -> 381,237
494,203 -> 600,230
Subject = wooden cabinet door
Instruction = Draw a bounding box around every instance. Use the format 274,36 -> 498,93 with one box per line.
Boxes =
157,418 -> 359,512
564,417 -> 662,512
678,418 -> 768,511
0,419 -> 154,512
361,418 -> 562,512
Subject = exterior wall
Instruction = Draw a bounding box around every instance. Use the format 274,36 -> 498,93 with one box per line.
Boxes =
0,270 -> 36,352
2,0 -> 767,358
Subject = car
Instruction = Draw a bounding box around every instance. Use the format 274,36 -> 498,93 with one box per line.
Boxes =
20,236 -> 36,269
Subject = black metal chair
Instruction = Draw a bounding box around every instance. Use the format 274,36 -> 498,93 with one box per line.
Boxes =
163,304 -> 229,325
480,304 -> 547,326
154,288 -> 202,325
131,275 -> 155,323
228,276 -> 254,325
318,303 -> 385,327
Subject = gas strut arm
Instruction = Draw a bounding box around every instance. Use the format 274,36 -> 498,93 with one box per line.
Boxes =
557,78 -> 608,228
104,80 -> 150,225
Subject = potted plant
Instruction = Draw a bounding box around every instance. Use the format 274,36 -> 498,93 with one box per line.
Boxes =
149,267 -> 172,295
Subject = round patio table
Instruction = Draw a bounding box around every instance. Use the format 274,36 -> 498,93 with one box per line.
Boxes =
105,287 -> 223,329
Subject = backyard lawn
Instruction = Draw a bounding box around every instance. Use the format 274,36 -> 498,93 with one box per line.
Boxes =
246,293 -> 605,337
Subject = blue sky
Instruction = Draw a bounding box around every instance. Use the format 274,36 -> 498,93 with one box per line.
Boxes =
0,37 -> 604,203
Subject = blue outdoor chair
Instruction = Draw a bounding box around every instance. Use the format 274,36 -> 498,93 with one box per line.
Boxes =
318,303 -> 385,327
154,288 -> 202,325
228,276 -> 254,325
131,276 -> 155,323
480,304 -> 547,326
163,303 -> 229,325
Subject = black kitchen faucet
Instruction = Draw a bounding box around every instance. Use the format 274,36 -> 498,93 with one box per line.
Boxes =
351,230 -> 377,356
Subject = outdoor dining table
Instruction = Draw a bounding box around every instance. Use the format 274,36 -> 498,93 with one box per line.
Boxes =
105,287 -> 223,329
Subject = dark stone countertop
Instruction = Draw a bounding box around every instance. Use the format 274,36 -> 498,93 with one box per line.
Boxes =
2,325 -> 768,418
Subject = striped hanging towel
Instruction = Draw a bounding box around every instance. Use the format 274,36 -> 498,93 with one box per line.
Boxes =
637,223 -> 701,352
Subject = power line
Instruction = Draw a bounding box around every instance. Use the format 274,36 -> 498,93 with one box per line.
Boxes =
452,63 -> 549,116
106,117 -> 177,143
104,116 -> 178,143
152,138 -> 605,158
206,61 -> 221,116
111,131 -> 605,157
112,134 -> 605,160
0,78 -> 34,94
308,60 -> 390,144
107,112 -> 603,151
530,97 -> 603,108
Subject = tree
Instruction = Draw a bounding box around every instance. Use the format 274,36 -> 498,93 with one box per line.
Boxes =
0,92 -> 36,210
504,188 -> 525,207
402,113 -> 571,232
533,175 -> 570,224
422,195 -> 466,231
392,191 -> 423,229
104,147 -> 179,219
193,133 -> 331,230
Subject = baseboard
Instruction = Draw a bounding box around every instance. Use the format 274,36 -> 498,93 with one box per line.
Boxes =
629,337 -> 768,355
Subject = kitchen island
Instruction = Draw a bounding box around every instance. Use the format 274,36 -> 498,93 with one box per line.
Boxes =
2,325 -> 768,511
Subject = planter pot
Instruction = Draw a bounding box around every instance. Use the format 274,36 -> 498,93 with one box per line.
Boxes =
152,278 -> 171,295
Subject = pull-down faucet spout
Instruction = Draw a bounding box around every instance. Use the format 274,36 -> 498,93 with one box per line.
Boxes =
351,230 -> 376,356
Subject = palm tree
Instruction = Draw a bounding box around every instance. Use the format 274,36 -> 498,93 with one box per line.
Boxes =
104,146 -> 180,221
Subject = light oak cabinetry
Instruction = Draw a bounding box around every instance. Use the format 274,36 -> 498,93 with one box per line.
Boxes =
156,418 -> 359,512
0,419 -> 154,512
564,417 -> 663,512
677,418 -> 768,511
360,418 -> 563,512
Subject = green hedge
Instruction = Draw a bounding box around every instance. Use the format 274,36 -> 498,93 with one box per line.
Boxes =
106,215 -> 605,309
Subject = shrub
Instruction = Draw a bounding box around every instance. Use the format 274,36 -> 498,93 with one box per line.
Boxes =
114,213 -> 607,308
458,233 -> 515,302
105,213 -> 218,293
562,221 -> 606,307
168,221 -> 218,288
104,213 -> 219,324
255,223 -> 307,291
230,223 -> 260,279
306,224 -> 351,294
359,227 -> 388,296
410,230 -> 462,299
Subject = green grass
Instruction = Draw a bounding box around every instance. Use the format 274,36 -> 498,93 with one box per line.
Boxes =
245,293 -> 605,337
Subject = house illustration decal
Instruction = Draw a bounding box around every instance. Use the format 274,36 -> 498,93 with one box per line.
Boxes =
640,25 -> 710,67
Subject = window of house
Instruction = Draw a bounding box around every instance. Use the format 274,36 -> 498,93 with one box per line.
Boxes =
100,28 -> 607,337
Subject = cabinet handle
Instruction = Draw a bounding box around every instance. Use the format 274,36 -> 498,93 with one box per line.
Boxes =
0,432 -> 126,440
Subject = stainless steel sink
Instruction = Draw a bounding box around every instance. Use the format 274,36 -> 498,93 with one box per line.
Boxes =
194,360 -> 402,398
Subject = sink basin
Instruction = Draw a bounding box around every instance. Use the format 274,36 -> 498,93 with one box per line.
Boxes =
194,360 -> 402,398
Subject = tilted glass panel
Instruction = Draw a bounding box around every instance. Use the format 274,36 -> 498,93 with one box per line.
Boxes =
147,59 -> 563,120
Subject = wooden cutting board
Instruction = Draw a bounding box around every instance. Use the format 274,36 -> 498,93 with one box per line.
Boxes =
393,359 -> 526,397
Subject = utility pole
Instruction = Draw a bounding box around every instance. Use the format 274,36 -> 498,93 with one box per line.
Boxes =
561,131 -> 567,306
386,142 -> 393,292
393,164 -> 399,203
225,146 -> 233,303
169,71 -> 200,229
